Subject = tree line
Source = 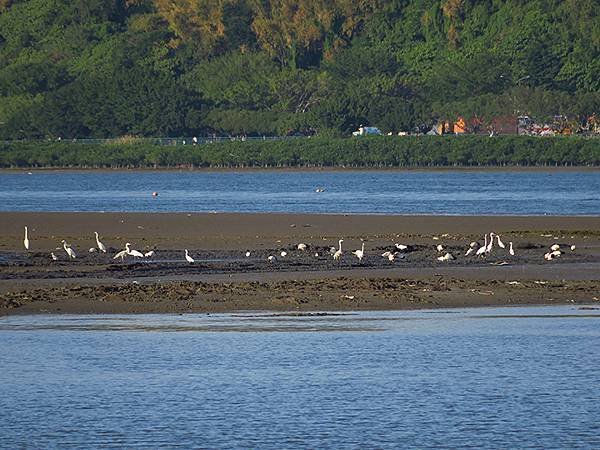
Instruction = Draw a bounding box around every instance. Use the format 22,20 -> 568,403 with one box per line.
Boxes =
1,136 -> 598,168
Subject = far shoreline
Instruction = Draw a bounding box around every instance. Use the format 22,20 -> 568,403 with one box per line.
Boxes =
0,165 -> 599,173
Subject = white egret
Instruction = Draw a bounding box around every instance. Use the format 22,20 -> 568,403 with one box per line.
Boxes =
437,252 -> 454,262
113,249 -> 128,262
387,252 -> 397,262
245,251 -> 251,257
509,242 -> 515,256
550,244 -> 560,252
268,255 -> 276,263
144,250 -> 155,258
24,226 -> 30,251
125,243 -> 144,258
465,241 -> 478,256
395,244 -> 408,251
476,235 -> 488,257
436,244 -> 444,252
89,247 -> 97,253
485,233 -> 495,254
94,232 -> 107,253
352,242 -> 365,262
570,245 -> 576,251
184,249 -> 195,263
496,234 -> 506,249
280,251 -> 288,257
297,243 -> 307,251
381,251 -> 392,258
333,239 -> 344,261
61,240 -> 76,259
50,252 -> 58,261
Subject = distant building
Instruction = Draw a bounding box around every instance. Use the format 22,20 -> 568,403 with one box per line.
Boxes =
352,126 -> 383,136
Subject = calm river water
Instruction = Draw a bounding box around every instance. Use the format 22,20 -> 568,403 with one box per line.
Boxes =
0,170 -> 598,214
2,306 -> 600,448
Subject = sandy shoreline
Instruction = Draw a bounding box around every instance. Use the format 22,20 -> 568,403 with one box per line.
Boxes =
1,212 -> 599,315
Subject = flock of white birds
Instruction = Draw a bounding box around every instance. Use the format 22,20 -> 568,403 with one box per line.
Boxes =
22,226 -> 576,266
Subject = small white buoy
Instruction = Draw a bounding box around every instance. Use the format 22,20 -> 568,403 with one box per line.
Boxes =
152,191 -> 159,197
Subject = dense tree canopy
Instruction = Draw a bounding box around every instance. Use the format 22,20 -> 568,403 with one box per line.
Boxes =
0,0 -> 598,139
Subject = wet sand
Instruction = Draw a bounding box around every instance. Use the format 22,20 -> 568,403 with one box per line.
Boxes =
1,212 -> 599,315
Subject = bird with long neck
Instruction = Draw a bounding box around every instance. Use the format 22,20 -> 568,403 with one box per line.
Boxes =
352,242 -> 365,262
485,232 -> 495,254
475,234 -> 488,256
333,239 -> 344,261
94,232 -> 107,253
23,226 -> 30,251
125,243 -> 144,258
184,249 -> 195,263
62,240 -> 76,259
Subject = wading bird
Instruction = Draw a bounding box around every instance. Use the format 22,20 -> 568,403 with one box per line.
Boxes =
437,252 -> 454,262
475,235 -> 488,257
184,249 -> 195,263
144,250 -> 155,258
125,243 -> 144,258
333,239 -> 344,261
62,240 -> 76,259
297,243 -> 307,251
24,226 -> 30,251
509,242 -> 515,256
94,232 -> 107,253
113,249 -> 128,262
485,233 -> 495,254
352,242 -> 365,262
496,234 -> 506,249
465,241 -> 478,256
50,252 -> 58,261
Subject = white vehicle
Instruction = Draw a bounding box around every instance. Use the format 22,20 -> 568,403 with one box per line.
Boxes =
352,126 -> 383,136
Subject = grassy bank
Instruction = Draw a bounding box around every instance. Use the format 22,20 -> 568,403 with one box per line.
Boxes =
1,136 -> 599,168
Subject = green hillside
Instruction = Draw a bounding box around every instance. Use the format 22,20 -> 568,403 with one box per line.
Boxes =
1,0 -> 598,139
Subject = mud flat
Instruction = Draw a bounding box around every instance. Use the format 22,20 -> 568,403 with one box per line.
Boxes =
1,212 -> 599,315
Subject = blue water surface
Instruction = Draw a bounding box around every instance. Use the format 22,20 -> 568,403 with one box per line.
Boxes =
0,170 -> 598,214
1,306 -> 600,449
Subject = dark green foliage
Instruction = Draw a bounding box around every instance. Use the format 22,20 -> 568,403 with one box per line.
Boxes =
0,0 -> 598,139
0,136 -> 597,168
